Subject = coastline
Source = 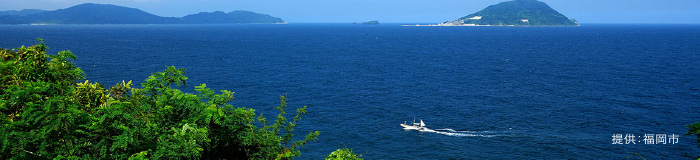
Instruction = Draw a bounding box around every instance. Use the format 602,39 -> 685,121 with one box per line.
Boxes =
402,23 -> 581,27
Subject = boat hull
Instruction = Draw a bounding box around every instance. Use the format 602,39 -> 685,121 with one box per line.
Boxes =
400,124 -> 421,130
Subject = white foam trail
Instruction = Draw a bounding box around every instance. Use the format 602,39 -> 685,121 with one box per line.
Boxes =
434,128 -> 486,133
434,128 -> 456,132
421,128 -> 509,138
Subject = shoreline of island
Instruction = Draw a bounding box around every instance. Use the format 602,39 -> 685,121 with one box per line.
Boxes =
402,24 -> 500,27
401,23 -> 581,27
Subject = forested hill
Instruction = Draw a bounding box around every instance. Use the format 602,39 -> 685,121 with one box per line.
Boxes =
24,3 -> 179,24
446,0 -> 577,26
0,3 -> 285,24
0,9 -> 47,16
182,11 -> 285,24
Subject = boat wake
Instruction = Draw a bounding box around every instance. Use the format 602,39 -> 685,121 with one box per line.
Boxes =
401,120 -> 511,138
420,128 -> 510,138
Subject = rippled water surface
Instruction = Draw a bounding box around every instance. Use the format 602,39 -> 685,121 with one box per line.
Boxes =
1,24 -> 699,159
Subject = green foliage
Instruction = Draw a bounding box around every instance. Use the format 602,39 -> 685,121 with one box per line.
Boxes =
688,122 -> 700,159
325,148 -> 363,160
0,41 -> 322,159
688,122 -> 700,147
0,39 -> 86,159
243,96 -> 320,160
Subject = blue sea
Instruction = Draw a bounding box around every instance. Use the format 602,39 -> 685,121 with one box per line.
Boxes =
1,24 -> 699,159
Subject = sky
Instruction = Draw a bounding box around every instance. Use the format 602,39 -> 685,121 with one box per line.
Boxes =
0,0 -> 699,24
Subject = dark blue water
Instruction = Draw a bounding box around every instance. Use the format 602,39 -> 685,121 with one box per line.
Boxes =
1,24 -> 699,159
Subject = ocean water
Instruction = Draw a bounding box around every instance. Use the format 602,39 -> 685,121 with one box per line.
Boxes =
1,24 -> 699,159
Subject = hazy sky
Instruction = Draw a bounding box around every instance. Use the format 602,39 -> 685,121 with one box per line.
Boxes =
0,0 -> 698,23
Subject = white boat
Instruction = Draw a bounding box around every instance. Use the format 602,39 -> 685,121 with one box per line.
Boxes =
401,119 -> 425,131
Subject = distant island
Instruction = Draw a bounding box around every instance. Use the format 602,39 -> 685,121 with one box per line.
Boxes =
0,9 -> 47,16
412,0 -> 578,26
0,3 -> 285,24
361,21 -> 379,25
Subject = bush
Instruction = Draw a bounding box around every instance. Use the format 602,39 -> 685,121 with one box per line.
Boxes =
0,40 -> 320,159
325,148 -> 363,160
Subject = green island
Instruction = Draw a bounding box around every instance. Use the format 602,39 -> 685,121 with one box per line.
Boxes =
361,21 -> 379,25
0,40 -> 362,159
0,3 -> 285,24
437,0 -> 578,26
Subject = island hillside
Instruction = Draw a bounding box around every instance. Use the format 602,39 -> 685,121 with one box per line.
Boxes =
0,3 -> 285,24
0,9 -> 47,16
182,10 -> 284,24
0,9 -> 48,24
361,21 -> 379,25
441,0 -> 578,26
